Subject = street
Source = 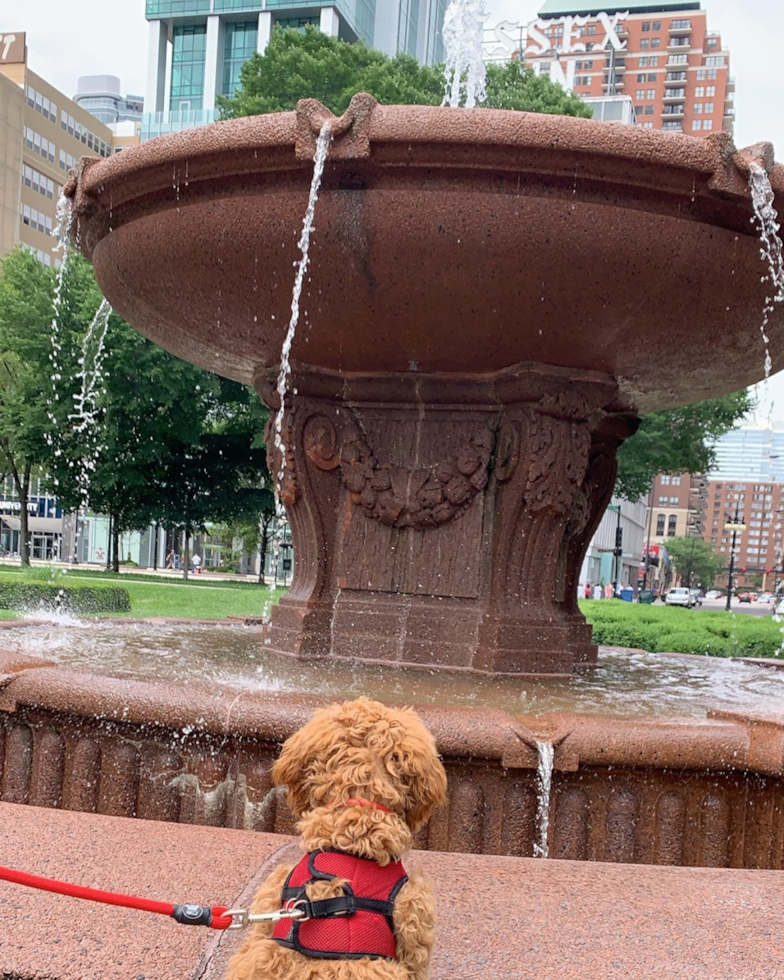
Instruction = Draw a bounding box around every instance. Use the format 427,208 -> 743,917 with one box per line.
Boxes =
694,598 -> 777,618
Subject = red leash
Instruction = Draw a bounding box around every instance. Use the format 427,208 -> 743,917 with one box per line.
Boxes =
0,864 -> 233,929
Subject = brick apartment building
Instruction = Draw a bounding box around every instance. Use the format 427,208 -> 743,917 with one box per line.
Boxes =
705,481 -> 784,591
526,0 -> 734,137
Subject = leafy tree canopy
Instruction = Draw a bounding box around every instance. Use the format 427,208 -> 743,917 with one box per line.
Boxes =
615,390 -> 754,501
218,25 -> 591,119
663,535 -> 726,589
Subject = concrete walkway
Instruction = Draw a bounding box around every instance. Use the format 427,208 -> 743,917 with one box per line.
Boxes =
1,803 -> 783,979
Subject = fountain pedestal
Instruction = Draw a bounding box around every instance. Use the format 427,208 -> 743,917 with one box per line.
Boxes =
258,361 -> 636,675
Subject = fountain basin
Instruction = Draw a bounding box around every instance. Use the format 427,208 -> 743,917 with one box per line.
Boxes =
66,100 -> 784,675
1,638 -> 782,869
68,99 -> 782,412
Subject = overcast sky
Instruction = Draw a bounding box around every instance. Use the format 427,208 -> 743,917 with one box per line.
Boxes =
5,0 -> 784,419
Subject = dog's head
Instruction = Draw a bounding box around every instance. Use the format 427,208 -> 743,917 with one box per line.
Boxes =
273,697 -> 447,831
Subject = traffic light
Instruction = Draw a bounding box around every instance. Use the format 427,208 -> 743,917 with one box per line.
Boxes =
614,526 -> 623,558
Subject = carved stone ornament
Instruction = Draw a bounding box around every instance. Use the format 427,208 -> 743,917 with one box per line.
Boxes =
303,413 -> 494,529
524,410 -> 591,516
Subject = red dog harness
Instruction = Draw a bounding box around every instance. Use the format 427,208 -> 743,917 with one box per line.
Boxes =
272,849 -> 408,960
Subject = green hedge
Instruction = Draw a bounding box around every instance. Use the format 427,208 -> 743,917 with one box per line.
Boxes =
0,581 -> 131,614
580,600 -> 783,659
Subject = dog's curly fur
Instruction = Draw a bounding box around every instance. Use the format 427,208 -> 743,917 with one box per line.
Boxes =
225,697 -> 448,980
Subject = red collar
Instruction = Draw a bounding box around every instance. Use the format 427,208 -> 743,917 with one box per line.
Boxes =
334,797 -> 392,814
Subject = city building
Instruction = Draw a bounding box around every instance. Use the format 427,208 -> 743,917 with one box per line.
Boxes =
0,30 -> 134,269
580,495 -> 647,591
648,472 -> 707,543
521,0 -> 734,137
705,479 -> 784,590
707,423 -> 784,483
143,1 -> 448,141
74,75 -> 143,129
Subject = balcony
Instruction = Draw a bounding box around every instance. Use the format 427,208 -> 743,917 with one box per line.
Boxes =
668,22 -> 692,35
727,76 -> 736,90
601,80 -> 625,91
602,62 -> 626,73
666,56 -> 690,68
667,40 -> 691,52
662,107 -> 685,119
663,91 -> 686,103
664,74 -> 687,85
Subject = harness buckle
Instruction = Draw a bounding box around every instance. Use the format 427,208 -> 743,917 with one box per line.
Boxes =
224,901 -> 309,930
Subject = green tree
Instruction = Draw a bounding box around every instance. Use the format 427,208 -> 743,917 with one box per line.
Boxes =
0,248 -> 273,573
218,25 -> 591,119
615,390 -> 754,501
663,535 -> 725,589
0,249 -> 97,564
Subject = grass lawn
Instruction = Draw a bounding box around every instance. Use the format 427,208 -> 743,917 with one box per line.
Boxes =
580,599 -> 784,659
0,566 -> 283,620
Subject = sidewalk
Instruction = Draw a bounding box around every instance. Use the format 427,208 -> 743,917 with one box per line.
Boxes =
1,802 -> 783,979
0,556 -> 285,586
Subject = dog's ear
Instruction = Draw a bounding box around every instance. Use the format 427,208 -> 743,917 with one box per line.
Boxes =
272,716 -> 323,817
401,716 -> 448,832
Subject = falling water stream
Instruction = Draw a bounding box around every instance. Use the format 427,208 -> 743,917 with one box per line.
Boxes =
533,741 -> 555,859
266,121 -> 333,609
748,162 -> 784,388
442,0 -> 487,109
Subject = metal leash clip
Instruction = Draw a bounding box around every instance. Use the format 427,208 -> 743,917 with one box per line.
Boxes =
224,899 -> 309,930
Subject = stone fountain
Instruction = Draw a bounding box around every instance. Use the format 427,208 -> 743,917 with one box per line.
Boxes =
1,97 -> 780,886
65,96 -> 784,677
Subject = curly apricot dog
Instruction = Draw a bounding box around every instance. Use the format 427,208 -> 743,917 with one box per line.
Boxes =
226,697 -> 447,980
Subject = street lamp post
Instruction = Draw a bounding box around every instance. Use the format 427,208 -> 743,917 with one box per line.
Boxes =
608,503 -> 622,595
724,503 -> 746,612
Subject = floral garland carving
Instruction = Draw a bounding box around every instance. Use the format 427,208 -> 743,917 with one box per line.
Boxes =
303,414 -> 493,529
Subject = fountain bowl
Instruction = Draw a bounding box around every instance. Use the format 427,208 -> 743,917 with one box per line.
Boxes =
67,96 -> 783,415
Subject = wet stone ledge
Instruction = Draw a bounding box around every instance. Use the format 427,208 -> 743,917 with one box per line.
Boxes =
0,653 -> 782,870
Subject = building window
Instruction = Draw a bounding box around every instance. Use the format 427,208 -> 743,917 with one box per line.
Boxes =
650,56 -> 660,66
662,121 -> 682,131
640,39 -> 650,49
704,119 -> 713,130
642,21 -> 651,31
692,119 -> 702,131
705,56 -> 725,67
668,516 -> 677,536
706,85 -> 716,96
706,37 -> 718,49
170,23 -> 207,112
639,56 -> 648,67
651,38 -> 661,48
644,105 -> 654,115
661,475 -> 671,485
657,515 -> 665,535
704,102 -> 714,113
669,54 -> 688,65
636,89 -> 645,100
648,72 -> 657,82
222,20 -> 259,96
672,476 -> 681,486
647,88 -> 656,99
637,73 -> 645,82
669,496 -> 679,505
653,21 -> 661,30
695,86 -> 704,97
694,103 -> 703,113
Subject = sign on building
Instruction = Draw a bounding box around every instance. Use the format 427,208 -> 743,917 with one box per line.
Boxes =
0,33 -> 26,64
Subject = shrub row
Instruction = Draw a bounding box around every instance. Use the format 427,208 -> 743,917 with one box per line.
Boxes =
580,600 -> 783,659
0,581 -> 131,614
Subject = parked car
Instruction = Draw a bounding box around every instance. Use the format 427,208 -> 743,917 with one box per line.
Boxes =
738,592 -> 754,603
704,590 -> 722,600
758,592 -> 776,604
665,587 -> 695,608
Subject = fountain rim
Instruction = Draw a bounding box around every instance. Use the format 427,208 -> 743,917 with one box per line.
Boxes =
65,96 -> 782,246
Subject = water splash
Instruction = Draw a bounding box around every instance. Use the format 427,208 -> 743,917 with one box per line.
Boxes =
265,121 -> 333,617
748,163 -> 784,385
533,740 -> 554,859
69,298 -> 112,503
45,194 -> 76,453
442,0 -> 487,109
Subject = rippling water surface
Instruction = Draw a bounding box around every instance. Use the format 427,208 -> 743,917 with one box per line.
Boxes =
4,621 -> 783,720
